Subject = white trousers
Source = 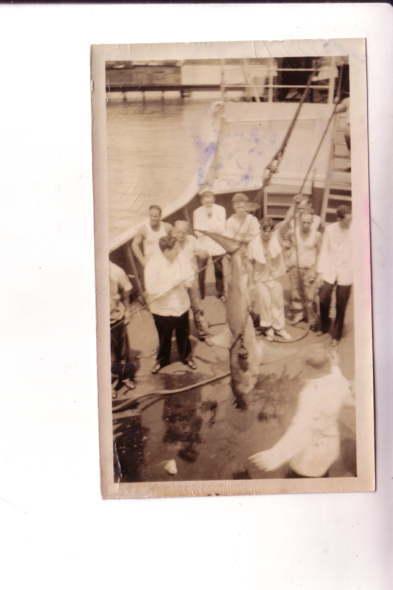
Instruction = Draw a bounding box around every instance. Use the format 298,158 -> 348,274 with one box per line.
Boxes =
253,279 -> 285,331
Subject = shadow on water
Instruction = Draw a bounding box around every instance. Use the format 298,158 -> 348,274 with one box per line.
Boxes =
112,368 -> 310,483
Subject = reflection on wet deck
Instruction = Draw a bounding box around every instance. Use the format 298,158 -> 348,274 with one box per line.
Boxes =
113,297 -> 356,483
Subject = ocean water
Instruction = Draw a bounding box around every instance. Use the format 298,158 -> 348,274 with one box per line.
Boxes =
107,98 -> 212,243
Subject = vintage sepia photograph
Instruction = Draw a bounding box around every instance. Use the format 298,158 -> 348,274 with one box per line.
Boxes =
92,40 -> 374,498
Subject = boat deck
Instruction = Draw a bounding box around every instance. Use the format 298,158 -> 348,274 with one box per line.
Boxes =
113,283 -> 356,483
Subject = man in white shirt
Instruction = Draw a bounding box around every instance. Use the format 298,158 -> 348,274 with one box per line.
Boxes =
144,235 -> 197,373
249,348 -> 355,478
248,211 -> 293,342
193,190 -> 226,300
226,193 -> 260,243
132,204 -> 172,268
110,261 -> 136,394
317,205 -> 352,344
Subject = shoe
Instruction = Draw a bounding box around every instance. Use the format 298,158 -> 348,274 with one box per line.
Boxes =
123,379 -> 136,390
275,329 -> 292,341
194,310 -> 209,340
331,339 -> 338,348
219,295 -> 226,303
289,312 -> 304,326
183,358 -> 197,370
151,362 -> 162,375
265,328 -> 274,342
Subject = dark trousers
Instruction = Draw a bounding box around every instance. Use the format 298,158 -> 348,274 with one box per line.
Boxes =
197,255 -> 224,299
319,281 -> 352,341
153,311 -> 191,367
111,320 -> 136,380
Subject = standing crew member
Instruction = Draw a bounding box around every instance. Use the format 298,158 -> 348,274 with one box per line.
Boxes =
132,205 -> 172,268
287,206 -> 322,326
193,190 -> 226,300
226,193 -> 260,243
173,220 -> 209,340
145,235 -> 197,374
248,213 -> 293,342
110,261 -> 137,395
317,205 -> 353,346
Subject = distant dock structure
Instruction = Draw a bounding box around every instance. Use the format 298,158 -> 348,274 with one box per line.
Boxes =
106,58 -> 346,104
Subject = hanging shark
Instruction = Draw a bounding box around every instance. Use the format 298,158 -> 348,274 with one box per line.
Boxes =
197,230 -> 264,405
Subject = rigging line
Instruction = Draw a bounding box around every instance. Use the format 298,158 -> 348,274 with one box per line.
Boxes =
293,65 -> 344,321
255,68 -> 317,219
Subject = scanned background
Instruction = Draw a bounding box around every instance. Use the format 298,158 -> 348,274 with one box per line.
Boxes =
0,4 -> 392,590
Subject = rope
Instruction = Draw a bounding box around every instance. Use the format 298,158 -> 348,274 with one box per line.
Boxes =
112,370 -> 231,412
292,64 -> 344,320
112,328 -> 312,415
255,68 -> 317,219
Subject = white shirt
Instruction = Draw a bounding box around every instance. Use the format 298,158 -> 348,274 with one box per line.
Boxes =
144,252 -> 191,317
142,222 -> 170,261
248,231 -> 286,281
226,213 -> 260,243
176,235 -> 199,275
193,204 -> 226,256
317,221 -> 353,285
253,366 -> 354,477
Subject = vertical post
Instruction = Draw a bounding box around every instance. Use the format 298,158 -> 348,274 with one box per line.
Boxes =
328,57 -> 335,104
263,187 -> 268,219
321,114 -> 337,221
220,59 -> 226,101
267,60 -> 274,103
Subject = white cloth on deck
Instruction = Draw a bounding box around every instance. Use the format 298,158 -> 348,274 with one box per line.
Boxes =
252,366 -> 354,477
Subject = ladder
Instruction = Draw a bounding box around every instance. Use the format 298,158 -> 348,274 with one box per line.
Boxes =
320,111 -> 351,222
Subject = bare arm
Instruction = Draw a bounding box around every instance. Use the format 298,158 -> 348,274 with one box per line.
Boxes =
164,222 -> 173,235
277,204 -> 295,239
131,228 -> 146,267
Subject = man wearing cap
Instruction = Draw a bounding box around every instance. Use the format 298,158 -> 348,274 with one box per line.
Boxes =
249,348 -> 355,478
193,190 -> 227,300
317,205 -> 353,345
